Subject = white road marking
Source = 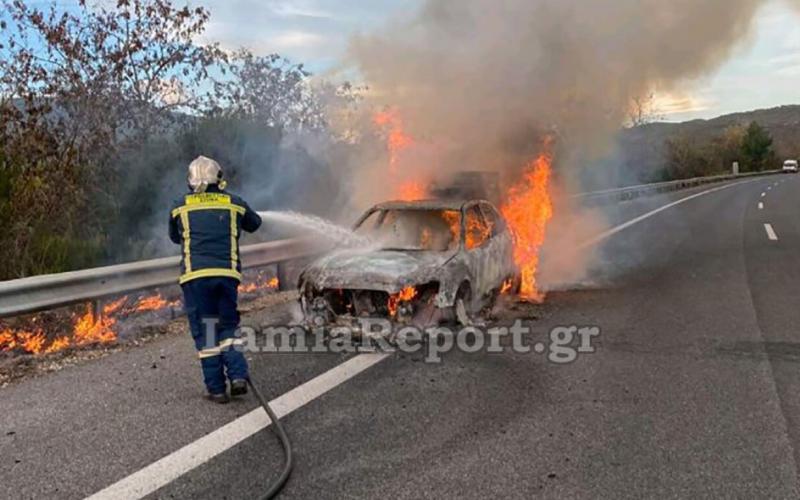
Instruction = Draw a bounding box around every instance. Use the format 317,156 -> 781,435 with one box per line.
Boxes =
759,202 -> 764,210
579,180 -> 756,248
765,223 -> 779,241
767,186 -> 772,191
85,353 -> 390,500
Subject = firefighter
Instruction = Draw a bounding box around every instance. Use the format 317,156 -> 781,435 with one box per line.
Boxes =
169,156 -> 262,403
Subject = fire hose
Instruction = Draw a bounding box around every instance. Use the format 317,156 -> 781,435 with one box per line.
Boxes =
246,376 -> 294,499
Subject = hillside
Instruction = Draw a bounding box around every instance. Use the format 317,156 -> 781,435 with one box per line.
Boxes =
616,105 -> 800,183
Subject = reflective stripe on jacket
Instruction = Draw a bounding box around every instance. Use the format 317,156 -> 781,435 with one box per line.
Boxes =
168,187 -> 262,284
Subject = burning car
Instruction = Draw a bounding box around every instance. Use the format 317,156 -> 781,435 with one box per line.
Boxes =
298,199 -> 519,328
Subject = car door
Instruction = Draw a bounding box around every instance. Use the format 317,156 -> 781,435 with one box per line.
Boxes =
479,202 -> 514,290
463,203 -> 503,299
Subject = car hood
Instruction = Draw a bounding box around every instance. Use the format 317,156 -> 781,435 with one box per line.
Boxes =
300,249 -> 456,292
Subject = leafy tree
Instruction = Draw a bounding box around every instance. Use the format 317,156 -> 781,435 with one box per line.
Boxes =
663,135 -> 715,180
0,0 -> 224,150
740,121 -> 774,171
711,124 -> 746,172
0,0 -> 223,277
0,0 -> 355,277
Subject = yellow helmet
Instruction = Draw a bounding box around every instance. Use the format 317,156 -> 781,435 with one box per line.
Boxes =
187,156 -> 226,193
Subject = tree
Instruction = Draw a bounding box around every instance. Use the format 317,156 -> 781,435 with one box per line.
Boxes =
663,135 -> 714,180
712,124 -> 746,172
0,0 -> 224,277
210,51 -> 322,132
0,0 -> 353,276
628,92 -> 664,128
740,121 -> 774,171
0,0 -> 224,153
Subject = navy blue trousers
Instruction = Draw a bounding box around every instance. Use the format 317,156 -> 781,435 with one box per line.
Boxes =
181,277 -> 249,394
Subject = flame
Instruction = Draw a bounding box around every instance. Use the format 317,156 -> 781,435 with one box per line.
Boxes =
133,294 -> 169,312
0,328 -> 56,355
465,209 -> 493,250
0,292 -> 179,356
441,210 -> 462,245
388,286 -> 418,317
0,331 -> 14,351
374,107 -> 430,200
501,148 -> 554,302
103,297 -> 128,316
397,181 -> 427,201
373,107 -> 413,175
44,337 -> 70,354
238,276 -> 280,294
500,279 -> 514,295
72,306 -> 117,345
18,331 -> 46,353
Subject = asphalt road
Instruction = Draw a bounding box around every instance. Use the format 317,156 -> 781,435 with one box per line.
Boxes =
3,174 -> 800,499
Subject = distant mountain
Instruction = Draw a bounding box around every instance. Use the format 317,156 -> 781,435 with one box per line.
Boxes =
615,104 -> 800,184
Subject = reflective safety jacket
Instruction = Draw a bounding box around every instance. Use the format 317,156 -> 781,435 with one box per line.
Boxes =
169,186 -> 262,284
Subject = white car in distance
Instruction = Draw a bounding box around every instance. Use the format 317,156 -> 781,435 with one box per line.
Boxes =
783,159 -> 799,173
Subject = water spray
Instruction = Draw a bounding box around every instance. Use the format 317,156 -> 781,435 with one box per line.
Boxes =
257,211 -> 373,248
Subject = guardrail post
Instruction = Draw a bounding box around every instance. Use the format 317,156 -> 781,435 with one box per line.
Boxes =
277,262 -> 290,291
732,162 -> 739,175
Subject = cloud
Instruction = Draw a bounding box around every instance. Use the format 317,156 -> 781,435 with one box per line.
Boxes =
654,92 -> 714,117
269,30 -> 327,50
268,1 -> 336,20
200,0 -> 412,66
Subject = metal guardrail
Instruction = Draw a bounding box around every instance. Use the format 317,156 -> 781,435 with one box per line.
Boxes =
0,169 -> 784,319
573,169 -> 781,204
0,238 -> 319,318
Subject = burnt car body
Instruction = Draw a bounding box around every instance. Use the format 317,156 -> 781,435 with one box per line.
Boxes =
298,199 -> 518,327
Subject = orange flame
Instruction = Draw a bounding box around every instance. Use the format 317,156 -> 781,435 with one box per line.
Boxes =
442,211 -> 462,246
238,276 -> 280,294
501,148 -> 554,302
465,209 -> 493,250
103,297 -> 128,316
44,337 -> 70,354
72,306 -> 117,345
388,286 -> 418,317
18,331 -> 46,353
373,107 -> 429,200
373,107 -> 413,175
133,295 -> 169,312
397,181 -> 427,201
0,292 -> 179,356
131,293 -> 179,313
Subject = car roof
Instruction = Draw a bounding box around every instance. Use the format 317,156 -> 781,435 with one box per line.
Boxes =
371,198 -> 493,211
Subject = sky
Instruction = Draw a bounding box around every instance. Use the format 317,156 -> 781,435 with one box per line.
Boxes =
196,0 -> 800,123
22,0 -> 800,122
653,0 -> 800,122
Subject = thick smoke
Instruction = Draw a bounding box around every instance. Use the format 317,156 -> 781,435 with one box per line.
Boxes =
350,0 -> 768,183
348,0 -> 792,291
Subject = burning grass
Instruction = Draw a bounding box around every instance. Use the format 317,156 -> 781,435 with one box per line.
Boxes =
0,270 -> 282,358
0,294 -> 175,356
238,274 -> 280,294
